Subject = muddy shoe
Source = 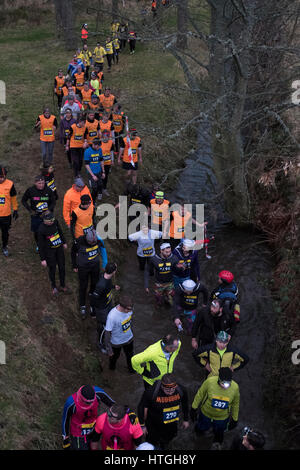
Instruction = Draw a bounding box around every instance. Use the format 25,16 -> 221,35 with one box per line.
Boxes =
80,306 -> 87,319
2,247 -> 9,257
52,287 -> 59,296
58,286 -> 71,294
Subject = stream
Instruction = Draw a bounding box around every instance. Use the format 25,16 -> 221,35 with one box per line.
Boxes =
89,121 -> 277,450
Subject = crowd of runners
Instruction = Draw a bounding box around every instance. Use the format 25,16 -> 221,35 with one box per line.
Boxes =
0,9 -> 266,451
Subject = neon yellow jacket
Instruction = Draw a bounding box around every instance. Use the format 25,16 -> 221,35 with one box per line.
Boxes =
131,339 -> 181,386
192,375 -> 240,421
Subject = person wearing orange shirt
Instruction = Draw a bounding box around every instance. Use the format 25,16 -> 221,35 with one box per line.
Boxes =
149,191 -> 170,233
111,103 -> 125,155
66,116 -> 88,177
74,66 -> 85,97
118,129 -> 142,185
164,203 -> 207,249
34,107 -> 57,165
81,82 -> 93,111
99,87 -> 117,114
99,112 -> 115,141
0,165 -> 18,257
100,130 -> 115,196
53,69 -> 65,109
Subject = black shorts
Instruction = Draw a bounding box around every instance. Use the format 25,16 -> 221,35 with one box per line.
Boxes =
122,161 -> 138,171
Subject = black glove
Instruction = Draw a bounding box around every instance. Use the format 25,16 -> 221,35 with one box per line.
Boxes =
190,407 -> 197,422
227,418 -> 238,431
12,210 -> 18,220
62,437 -> 71,449
142,367 -> 152,378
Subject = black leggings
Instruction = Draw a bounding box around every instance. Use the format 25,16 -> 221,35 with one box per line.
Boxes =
78,264 -> 100,307
129,40 -> 136,52
70,148 -> 83,177
106,54 -> 114,69
102,165 -> 111,189
109,341 -> 134,371
47,247 -> 65,288
0,216 -> 11,248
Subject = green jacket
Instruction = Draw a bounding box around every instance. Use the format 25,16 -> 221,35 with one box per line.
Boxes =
192,375 -> 240,421
131,339 -> 181,386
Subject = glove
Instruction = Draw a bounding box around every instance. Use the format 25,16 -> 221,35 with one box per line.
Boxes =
62,437 -> 71,449
142,367 -> 152,379
13,210 -> 18,220
190,407 -> 197,422
227,418 -> 238,431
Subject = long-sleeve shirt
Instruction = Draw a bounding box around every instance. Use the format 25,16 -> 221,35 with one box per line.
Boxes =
37,220 -> 66,261
172,245 -> 201,280
173,283 -> 208,319
21,185 -> 56,215
60,117 -> 76,143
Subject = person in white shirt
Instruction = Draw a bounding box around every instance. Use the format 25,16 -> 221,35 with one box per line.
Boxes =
128,224 -> 162,289
104,295 -> 135,373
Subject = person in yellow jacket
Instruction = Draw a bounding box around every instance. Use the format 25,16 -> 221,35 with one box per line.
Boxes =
131,334 -> 181,389
0,165 -> 18,257
93,42 -> 106,71
105,37 -> 114,71
190,367 -> 240,449
79,44 -> 93,80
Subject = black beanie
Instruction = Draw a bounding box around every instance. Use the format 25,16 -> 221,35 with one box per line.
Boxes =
81,385 -> 95,400
219,367 -> 232,382
81,194 -> 91,204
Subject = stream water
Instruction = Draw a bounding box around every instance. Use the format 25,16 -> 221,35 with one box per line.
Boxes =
90,122 -> 277,450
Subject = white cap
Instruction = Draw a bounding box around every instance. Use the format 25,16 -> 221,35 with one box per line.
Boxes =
160,242 -> 171,250
182,279 -> 196,291
136,442 -> 155,450
182,239 -> 195,249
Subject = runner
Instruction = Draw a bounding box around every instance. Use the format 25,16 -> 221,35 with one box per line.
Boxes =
131,334 -> 181,389
145,242 -> 177,306
81,23 -> 89,45
100,130 -> 115,196
90,71 -> 101,96
193,330 -> 249,378
172,239 -> 201,288
93,42 -> 106,71
149,191 -> 170,233
70,193 -> 95,271
128,28 -> 137,54
137,373 -> 189,449
119,23 -> 128,51
99,87 -> 117,114
37,211 -> 69,296
191,299 -> 237,350
74,65 -> 85,97
89,262 -> 120,348
173,279 -> 208,334
34,107 -> 57,165
53,68 -> 65,109
84,137 -> 105,203
128,224 -> 162,289
164,203 -> 207,249
99,112 -> 115,140
190,367 -> 240,450
81,82 -> 94,111
63,177 -> 92,229
84,110 -> 100,146
112,34 -> 120,64
88,94 -> 102,120
62,384 -> 114,450
79,44 -> 93,80
0,165 -> 18,257
40,162 -> 58,201
118,128 -> 142,185
67,54 -> 85,78
211,270 -> 240,323
90,404 -> 143,450
65,115 -> 88,177
111,103 -> 125,156
105,37 -> 114,72
22,175 -> 56,250
60,95 -> 81,121
59,108 -> 76,168
76,228 -> 106,319
104,295 -> 135,373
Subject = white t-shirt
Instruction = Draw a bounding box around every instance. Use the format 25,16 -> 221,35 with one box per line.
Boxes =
128,229 -> 162,258
105,306 -> 133,345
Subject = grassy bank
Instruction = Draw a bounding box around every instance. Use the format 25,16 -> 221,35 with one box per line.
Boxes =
0,7 -> 197,449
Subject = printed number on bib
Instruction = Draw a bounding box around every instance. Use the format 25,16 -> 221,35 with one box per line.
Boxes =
163,406 -> 179,424
50,233 -> 62,247
142,247 -> 153,257
121,316 -> 132,333
211,396 -> 229,409
0,195 -> 5,205
44,129 -> 53,136
81,421 -> 96,436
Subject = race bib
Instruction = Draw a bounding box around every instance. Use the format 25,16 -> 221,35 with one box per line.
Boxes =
121,316 -> 132,333
81,421 -> 96,436
211,396 -> 229,409
0,195 -> 5,205
89,131 -> 97,137
49,233 -> 62,247
44,129 -> 53,136
86,245 -> 99,260
83,225 -> 93,235
163,406 -> 179,424
75,135 -> 83,141
36,201 -> 48,212
142,246 -> 153,257
47,179 -> 56,192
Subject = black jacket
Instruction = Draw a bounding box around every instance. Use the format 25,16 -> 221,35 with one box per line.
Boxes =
191,304 -> 236,345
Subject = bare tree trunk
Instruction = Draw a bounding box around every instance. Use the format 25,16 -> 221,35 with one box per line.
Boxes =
53,0 -> 77,49
208,0 -> 254,225
112,0 -> 119,19
176,0 -> 188,50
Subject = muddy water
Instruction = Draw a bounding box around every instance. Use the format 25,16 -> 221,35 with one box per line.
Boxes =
90,122 -> 277,450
